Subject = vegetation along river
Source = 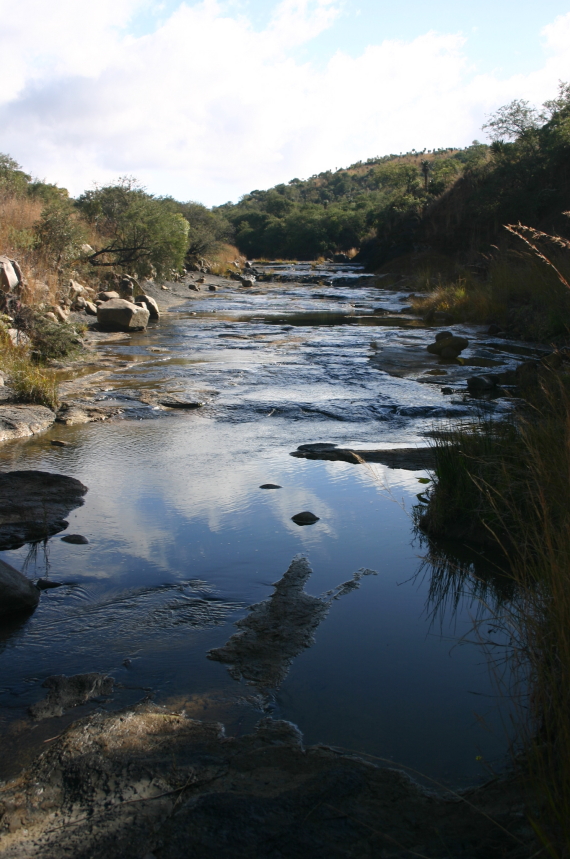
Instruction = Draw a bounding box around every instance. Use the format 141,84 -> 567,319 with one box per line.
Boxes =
0,263 -> 547,788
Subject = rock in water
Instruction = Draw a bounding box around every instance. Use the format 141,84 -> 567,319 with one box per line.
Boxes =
158,396 -> 203,409
0,405 -> 56,442
291,511 -> 320,525
29,673 -> 115,720
135,294 -> 160,320
97,299 -> 150,331
0,558 -> 40,616
0,471 -> 88,550
61,534 -> 89,544
426,334 -> 469,359
260,483 -> 282,489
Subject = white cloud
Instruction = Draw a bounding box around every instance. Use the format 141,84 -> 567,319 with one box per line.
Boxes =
0,1 -> 569,204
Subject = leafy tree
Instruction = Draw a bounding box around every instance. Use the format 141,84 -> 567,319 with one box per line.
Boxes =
482,99 -> 547,141
34,197 -> 86,272
0,154 -> 31,198
76,179 -> 189,278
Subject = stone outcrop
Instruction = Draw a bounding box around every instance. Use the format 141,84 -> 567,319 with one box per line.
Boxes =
0,405 -> 56,442
0,557 -> 40,616
0,470 -> 88,550
97,299 -> 150,331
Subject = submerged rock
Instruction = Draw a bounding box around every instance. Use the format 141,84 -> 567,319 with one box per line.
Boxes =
29,673 -> 115,720
0,558 -> 40,616
61,534 -> 89,544
0,470 -> 88,550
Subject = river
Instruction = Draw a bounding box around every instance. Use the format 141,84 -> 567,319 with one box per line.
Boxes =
0,263 -> 542,787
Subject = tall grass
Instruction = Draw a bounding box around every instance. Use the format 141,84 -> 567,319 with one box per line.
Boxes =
420,374 -> 570,855
0,326 -> 59,410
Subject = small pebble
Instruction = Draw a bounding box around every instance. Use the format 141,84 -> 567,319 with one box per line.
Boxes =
61,534 -> 89,545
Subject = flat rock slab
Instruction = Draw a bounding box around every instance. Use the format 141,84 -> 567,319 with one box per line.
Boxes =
0,703 -> 532,858
158,396 -> 204,409
0,405 -> 56,442
0,470 -> 88,550
291,445 -> 436,470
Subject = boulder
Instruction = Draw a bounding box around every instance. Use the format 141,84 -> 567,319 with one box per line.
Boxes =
0,558 -> 39,616
8,328 -> 30,346
240,275 -> 256,287
427,334 -> 469,359
61,534 -> 89,544
291,511 -> 320,525
84,301 -> 98,316
97,299 -> 149,332
97,290 -> 120,302
136,294 -> 160,320
467,374 -> 499,394
0,256 -> 22,293
0,470 -> 88,549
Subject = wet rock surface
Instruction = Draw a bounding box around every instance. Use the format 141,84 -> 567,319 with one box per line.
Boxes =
0,558 -> 39,617
208,557 -> 374,693
29,672 -> 114,720
0,703 -> 534,858
291,444 -> 436,469
0,471 -> 88,550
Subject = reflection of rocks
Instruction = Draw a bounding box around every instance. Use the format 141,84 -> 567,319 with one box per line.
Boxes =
0,470 -> 88,550
208,557 -> 375,692
0,404 -> 56,442
29,673 -> 114,720
0,558 -> 40,616
291,444 -> 436,470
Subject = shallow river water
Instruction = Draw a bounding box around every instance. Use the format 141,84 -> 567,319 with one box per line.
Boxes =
0,265 -> 538,787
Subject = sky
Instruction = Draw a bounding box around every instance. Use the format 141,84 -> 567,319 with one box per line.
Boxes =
0,0 -> 569,206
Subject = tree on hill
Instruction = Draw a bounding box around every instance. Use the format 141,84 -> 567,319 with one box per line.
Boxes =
76,178 -> 189,278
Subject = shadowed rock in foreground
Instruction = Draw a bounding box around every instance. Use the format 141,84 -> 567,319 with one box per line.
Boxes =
0,703 -> 535,858
0,471 -> 88,550
0,558 -> 39,616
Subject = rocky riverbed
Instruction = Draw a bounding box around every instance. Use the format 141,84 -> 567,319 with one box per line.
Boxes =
0,262 -> 546,856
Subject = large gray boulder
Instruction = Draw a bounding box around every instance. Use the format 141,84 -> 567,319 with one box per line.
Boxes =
0,557 -> 40,616
0,255 -> 22,293
136,294 -> 160,320
97,299 -> 150,331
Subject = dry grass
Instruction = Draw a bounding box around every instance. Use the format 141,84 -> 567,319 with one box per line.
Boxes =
206,243 -> 246,276
420,374 -> 570,856
0,327 -> 58,410
410,279 -> 505,324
